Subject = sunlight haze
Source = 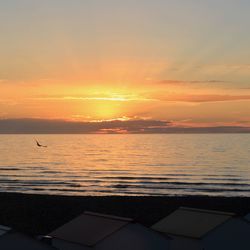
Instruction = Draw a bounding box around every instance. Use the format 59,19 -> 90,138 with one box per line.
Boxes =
0,0 -> 250,130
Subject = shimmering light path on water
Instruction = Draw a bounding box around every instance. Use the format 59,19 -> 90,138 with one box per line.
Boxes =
0,134 -> 249,196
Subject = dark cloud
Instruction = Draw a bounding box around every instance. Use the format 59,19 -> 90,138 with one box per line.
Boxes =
0,118 -> 169,134
0,118 -> 249,134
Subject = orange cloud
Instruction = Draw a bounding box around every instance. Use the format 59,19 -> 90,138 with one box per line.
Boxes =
157,79 -> 228,85
155,94 -> 250,103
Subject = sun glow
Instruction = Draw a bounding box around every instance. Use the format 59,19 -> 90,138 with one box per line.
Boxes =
93,101 -> 120,119
74,87 -> 150,120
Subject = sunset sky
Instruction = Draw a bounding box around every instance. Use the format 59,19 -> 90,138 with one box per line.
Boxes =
1,0 -> 250,132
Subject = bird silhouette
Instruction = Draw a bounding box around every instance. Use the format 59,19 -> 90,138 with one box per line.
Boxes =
35,139 -> 47,148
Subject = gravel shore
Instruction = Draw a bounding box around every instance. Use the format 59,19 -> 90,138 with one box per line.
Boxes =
0,192 -> 249,235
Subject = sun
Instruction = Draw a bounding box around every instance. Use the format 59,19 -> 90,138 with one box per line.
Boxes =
92,101 -> 120,120
71,86 -> 146,121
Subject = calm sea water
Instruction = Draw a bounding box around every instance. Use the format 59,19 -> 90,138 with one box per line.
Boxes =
0,134 -> 249,197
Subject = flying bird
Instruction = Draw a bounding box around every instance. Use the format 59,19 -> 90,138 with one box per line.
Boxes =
35,139 -> 47,148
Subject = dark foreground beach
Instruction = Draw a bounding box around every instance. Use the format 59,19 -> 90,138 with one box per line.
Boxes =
0,192 -> 250,236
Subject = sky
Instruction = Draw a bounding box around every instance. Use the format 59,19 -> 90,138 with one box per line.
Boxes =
0,0 -> 250,132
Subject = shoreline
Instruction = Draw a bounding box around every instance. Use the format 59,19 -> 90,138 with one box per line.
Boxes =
0,192 -> 249,236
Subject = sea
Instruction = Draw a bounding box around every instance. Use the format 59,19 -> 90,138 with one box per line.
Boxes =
0,134 -> 249,197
